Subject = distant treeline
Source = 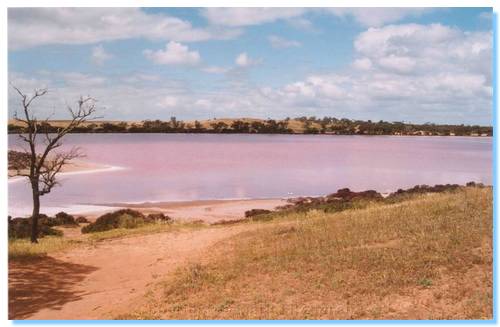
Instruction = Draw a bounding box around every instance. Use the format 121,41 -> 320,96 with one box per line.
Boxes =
8,116 -> 493,136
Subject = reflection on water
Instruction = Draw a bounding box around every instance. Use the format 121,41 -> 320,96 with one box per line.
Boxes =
8,134 -> 492,216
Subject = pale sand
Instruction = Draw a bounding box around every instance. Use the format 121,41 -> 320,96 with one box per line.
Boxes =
85,198 -> 288,223
8,160 -> 124,182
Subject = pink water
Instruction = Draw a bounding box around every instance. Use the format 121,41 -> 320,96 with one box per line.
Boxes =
8,134 -> 492,216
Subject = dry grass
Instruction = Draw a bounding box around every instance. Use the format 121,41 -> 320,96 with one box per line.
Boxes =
126,187 -> 492,320
85,220 -> 206,242
8,237 -> 83,260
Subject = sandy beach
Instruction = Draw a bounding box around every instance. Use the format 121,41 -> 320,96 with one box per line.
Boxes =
8,160 -> 123,181
84,198 -> 288,224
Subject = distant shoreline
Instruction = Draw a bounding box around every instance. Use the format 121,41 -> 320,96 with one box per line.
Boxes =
7,131 -> 493,138
8,197 -> 289,223
8,117 -> 493,137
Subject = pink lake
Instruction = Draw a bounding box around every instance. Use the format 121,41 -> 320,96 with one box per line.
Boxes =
8,134 -> 492,216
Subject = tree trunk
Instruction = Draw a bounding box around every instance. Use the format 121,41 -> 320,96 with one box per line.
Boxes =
30,180 -> 40,244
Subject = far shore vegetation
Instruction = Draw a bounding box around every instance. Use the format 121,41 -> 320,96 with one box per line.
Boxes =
8,116 -> 493,137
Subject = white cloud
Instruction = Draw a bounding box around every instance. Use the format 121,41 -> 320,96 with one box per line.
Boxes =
326,8 -> 430,27
157,96 -> 179,108
194,99 -> 212,108
235,52 -> 259,67
377,55 -> 416,73
354,23 -> 492,80
352,58 -> 372,70
264,23 -> 492,123
202,66 -> 230,74
202,8 -> 431,28
8,8 -> 240,50
287,18 -> 317,32
9,71 -> 191,120
123,73 -> 161,83
91,45 -> 112,65
268,35 -> 301,49
202,8 -> 306,27
8,8 -> 435,51
144,41 -> 201,66
59,72 -> 107,87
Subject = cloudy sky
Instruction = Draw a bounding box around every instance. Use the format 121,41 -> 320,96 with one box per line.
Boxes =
8,7 -> 493,124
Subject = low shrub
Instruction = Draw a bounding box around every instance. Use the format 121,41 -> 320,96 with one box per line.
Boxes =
75,216 -> 89,224
326,188 -> 382,202
36,212 -> 77,227
8,216 -> 63,239
81,209 -> 147,234
145,212 -> 172,223
54,211 -> 77,225
244,209 -> 272,218
385,183 -> 462,203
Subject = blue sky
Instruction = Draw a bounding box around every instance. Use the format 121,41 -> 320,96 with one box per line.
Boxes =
8,7 -> 493,124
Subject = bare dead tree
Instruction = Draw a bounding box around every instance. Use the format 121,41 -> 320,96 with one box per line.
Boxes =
11,85 -> 98,243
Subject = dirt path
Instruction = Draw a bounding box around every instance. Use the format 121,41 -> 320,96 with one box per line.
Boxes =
9,224 -> 261,320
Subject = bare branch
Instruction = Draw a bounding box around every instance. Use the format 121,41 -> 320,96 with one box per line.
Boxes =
10,84 -> 27,100
13,111 -> 29,125
25,88 -> 48,109
38,147 -> 83,195
11,84 -> 98,185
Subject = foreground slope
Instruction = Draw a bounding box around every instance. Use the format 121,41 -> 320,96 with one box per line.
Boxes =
128,187 -> 492,320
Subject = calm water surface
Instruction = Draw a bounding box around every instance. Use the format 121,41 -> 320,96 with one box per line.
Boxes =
8,134 -> 492,216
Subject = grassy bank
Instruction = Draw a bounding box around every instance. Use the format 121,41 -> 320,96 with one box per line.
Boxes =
126,187 -> 492,320
8,237 -> 83,260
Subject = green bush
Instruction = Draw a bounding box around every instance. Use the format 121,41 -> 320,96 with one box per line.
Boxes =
75,216 -> 89,224
81,209 -> 147,234
36,212 -> 77,227
145,212 -> 172,223
54,211 -> 77,225
8,216 -> 63,239
244,209 -> 271,218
